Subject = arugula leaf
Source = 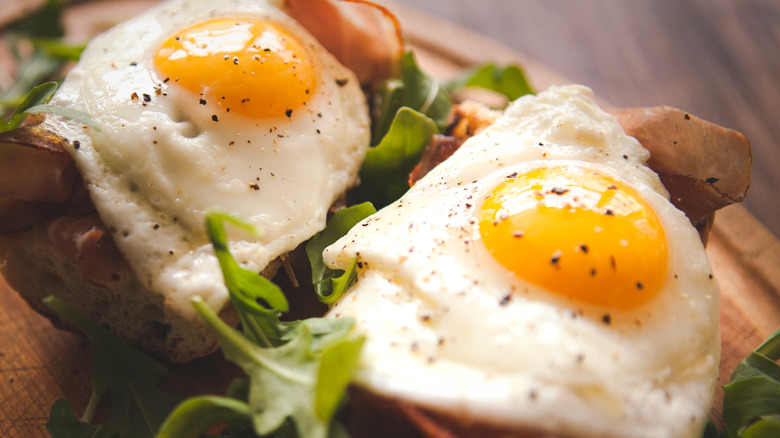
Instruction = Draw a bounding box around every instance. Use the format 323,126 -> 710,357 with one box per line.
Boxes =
306,202 -> 377,304
0,81 -> 57,132
1,0 -> 85,115
722,327 -> 780,438
31,37 -> 87,61
43,296 -> 182,438
315,333 -> 364,421
445,63 -> 534,101
156,396 -> 252,438
205,210 -> 290,347
354,107 -> 438,207
156,211 -> 365,438
187,297 -> 363,438
46,399 -> 102,438
25,103 -> 103,131
371,51 -> 451,144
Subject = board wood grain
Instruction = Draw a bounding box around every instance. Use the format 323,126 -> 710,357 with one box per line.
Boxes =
1,1 -> 779,436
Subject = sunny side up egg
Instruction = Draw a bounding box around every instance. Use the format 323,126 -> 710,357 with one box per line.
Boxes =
44,0 -> 369,317
323,85 -> 720,438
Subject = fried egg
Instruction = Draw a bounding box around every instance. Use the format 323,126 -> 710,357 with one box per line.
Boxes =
323,85 -> 720,437
44,0 -> 369,316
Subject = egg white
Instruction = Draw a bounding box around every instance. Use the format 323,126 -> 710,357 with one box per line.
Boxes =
44,0 -> 370,317
324,85 -> 720,438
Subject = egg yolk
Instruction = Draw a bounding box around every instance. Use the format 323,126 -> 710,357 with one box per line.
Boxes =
479,166 -> 668,309
154,17 -> 316,119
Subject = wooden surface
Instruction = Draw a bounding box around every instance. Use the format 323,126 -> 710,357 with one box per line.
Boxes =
1,1 -> 780,436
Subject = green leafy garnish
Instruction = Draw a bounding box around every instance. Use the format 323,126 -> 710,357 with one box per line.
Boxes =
205,210 -> 291,347
720,327 -> 780,437
46,399 -> 102,437
157,211 -> 365,438
156,396 -> 252,438
1,0 -> 85,114
370,51 -> 451,144
354,107 -> 438,207
360,52 -> 531,210
43,296 -> 183,438
306,202 -> 377,304
1,0 -> 92,134
0,81 -> 57,132
445,63 -> 534,101
169,298 -> 363,438
25,103 -> 102,130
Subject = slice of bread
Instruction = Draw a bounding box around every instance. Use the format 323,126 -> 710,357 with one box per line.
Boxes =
0,218 -> 279,363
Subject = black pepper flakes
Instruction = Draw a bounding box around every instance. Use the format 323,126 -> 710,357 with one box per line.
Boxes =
143,93 -> 151,102
285,109 -> 293,118
579,244 -> 589,253
73,140 -> 81,150
199,98 -> 207,105
212,114 -> 219,122
551,250 -> 562,266
249,183 -> 260,191
705,177 -> 719,184
636,282 -> 644,290
602,314 -> 612,325
335,78 -> 348,86
499,294 -> 511,306
684,113 -> 691,120
605,209 -> 614,216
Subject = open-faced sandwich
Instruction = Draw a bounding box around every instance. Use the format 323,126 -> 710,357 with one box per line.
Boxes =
0,0 -> 401,362
327,84 -> 751,438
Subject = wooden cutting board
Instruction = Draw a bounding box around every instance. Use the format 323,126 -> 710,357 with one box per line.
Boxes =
2,1 -> 779,436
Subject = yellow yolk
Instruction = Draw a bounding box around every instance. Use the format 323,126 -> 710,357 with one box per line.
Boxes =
479,166 -> 668,310
154,17 -> 316,119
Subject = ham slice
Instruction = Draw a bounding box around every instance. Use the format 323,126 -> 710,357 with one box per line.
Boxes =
47,214 -> 125,290
284,0 -> 404,88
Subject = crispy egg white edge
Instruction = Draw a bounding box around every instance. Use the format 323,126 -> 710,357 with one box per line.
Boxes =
43,0 -> 370,317
323,85 -> 720,438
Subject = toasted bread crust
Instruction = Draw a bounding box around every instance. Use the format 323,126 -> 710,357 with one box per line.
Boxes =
0,218 -> 280,363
